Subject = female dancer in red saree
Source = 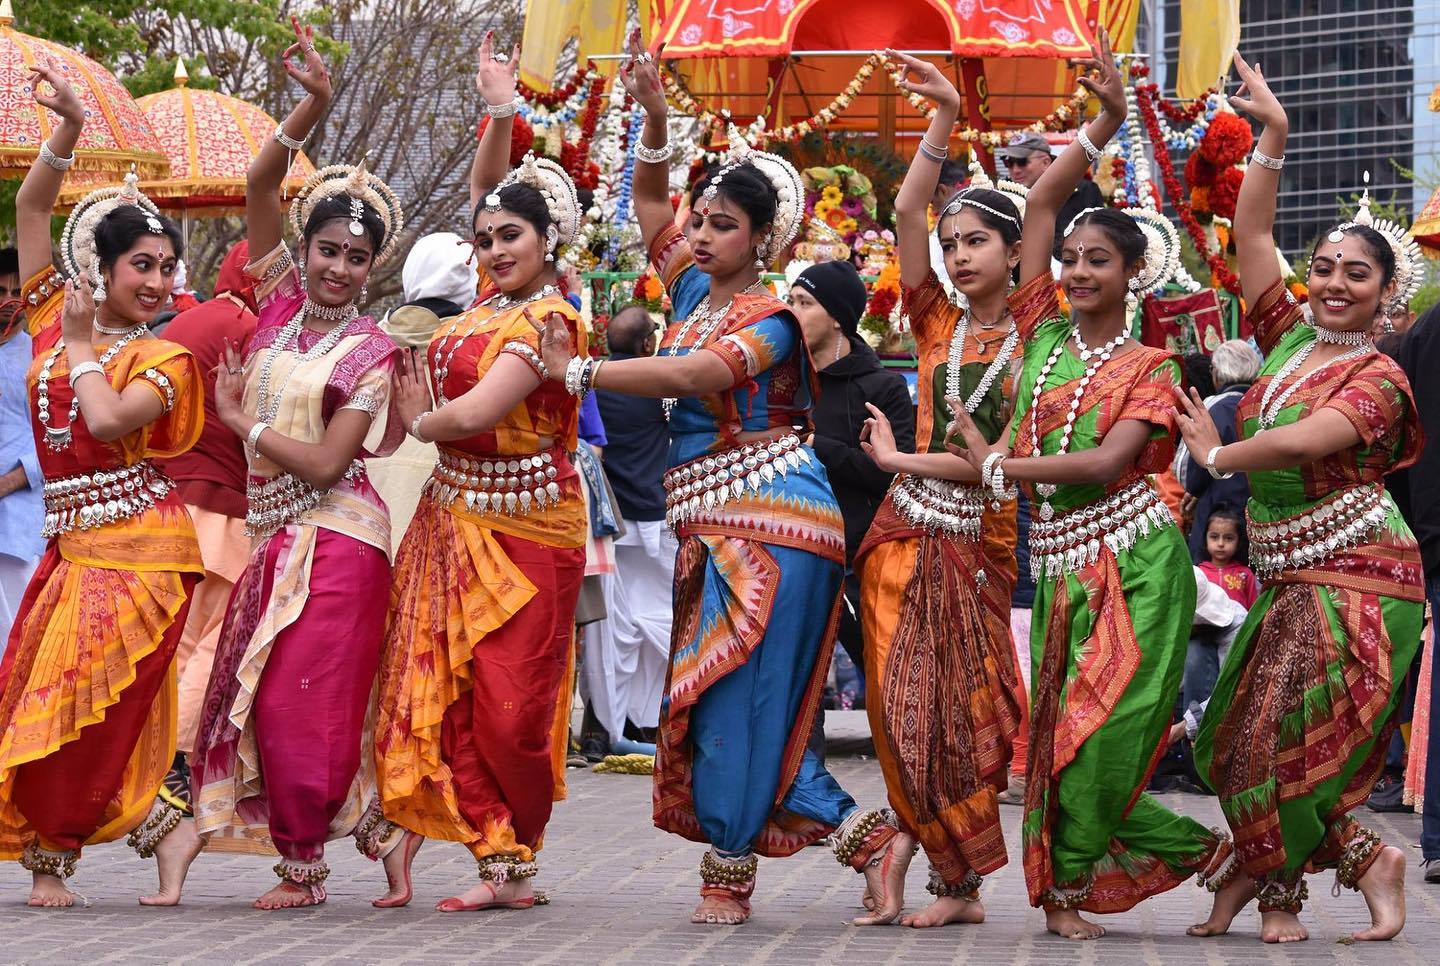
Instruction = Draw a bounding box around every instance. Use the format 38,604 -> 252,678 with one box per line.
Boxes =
367,34 -> 587,913
1180,55 -> 1422,944
189,24 -> 406,909
0,65 -> 203,907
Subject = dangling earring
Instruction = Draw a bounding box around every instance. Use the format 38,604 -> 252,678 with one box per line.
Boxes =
1125,276 -> 1141,318
545,226 -> 558,263
1381,305 -> 1396,334
93,273 -> 107,304
360,282 -> 369,303
755,233 -> 772,271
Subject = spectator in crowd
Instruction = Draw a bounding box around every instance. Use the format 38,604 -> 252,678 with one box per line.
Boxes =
1186,504 -> 1258,712
371,231 -> 480,548
790,260 -> 915,689
1175,339 -> 1262,561
1378,302 -> 1439,854
0,252 -> 43,643
580,306 -> 676,761
997,131 -> 1104,260
155,241 -> 257,761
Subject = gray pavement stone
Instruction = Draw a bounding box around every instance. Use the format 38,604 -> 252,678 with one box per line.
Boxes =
0,739 -> 1435,964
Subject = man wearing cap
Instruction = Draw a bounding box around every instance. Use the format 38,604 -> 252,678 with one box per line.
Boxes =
788,261 -> 915,697
998,131 -> 1105,260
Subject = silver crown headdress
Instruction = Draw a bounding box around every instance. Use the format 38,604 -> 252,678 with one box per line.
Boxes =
482,153 -> 583,251
60,170 -> 166,287
1333,172 -> 1424,314
697,126 -> 804,266
290,158 -> 405,265
1063,205 -> 1184,294
941,159 -> 1029,229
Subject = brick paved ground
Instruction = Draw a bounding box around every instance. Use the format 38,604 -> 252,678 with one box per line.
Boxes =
0,715 -> 1435,965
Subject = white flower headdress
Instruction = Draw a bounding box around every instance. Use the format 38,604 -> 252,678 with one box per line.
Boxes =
482,153 -> 583,252
697,125 -> 804,265
1335,172 -> 1424,314
60,170 -> 166,286
291,158 -> 405,265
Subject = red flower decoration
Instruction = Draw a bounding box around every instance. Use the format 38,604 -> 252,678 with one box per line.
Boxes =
478,114 -> 535,168
1198,112 -> 1254,167
1185,151 -> 1220,189
1208,167 -> 1245,221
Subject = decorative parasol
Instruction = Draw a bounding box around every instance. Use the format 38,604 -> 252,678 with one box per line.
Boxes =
59,57 -> 314,214
0,0 -> 169,179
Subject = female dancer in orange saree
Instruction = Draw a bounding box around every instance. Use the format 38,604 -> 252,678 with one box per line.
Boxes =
189,25 -> 406,910
1180,56 -> 1422,944
850,53 -> 1028,927
367,35 -> 587,913
0,66 -> 203,907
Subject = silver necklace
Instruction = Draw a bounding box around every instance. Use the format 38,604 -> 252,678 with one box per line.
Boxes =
1257,332 -> 1373,431
946,310 -> 1019,416
1028,325 -> 1128,521
35,326 -> 150,451
430,284 -> 561,404
93,317 -> 138,336
1313,323 -> 1372,347
255,299 -> 359,427
662,280 -> 763,418
484,283 -> 560,313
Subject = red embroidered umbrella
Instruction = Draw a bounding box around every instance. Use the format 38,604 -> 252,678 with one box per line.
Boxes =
0,0 -> 168,180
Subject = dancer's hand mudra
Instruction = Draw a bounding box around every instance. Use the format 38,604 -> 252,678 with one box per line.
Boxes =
475,30 -> 519,106
532,309 -> 574,382
281,15 -> 332,101
29,61 -> 85,125
942,397 -> 1003,469
617,28 -> 666,117
393,348 -> 434,430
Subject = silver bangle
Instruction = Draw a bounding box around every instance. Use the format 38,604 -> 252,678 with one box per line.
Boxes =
1076,127 -> 1101,163
916,140 -> 947,164
409,411 -> 431,442
485,99 -> 519,119
564,355 -> 590,397
1204,444 -> 1234,480
920,136 -> 949,157
635,141 -> 674,164
247,422 -> 269,449
67,361 -> 105,387
1250,149 -> 1285,171
273,125 -> 306,151
39,140 -> 76,171
980,451 -> 1003,490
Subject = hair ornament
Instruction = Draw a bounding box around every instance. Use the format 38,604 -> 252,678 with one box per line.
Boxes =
702,124 -> 804,265
1061,205 -> 1183,294
483,152 -> 583,249
291,156 -> 405,265
943,159 -> 1029,229
1336,171 -> 1424,312
60,168 -> 165,288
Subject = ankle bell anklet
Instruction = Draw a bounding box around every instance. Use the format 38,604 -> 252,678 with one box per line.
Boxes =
927,868 -> 982,900
699,850 -> 758,901
1335,825 -> 1383,892
127,798 -> 185,859
353,800 -> 401,860
831,808 -> 898,871
1255,877 -> 1307,914
1196,831 -> 1239,893
274,858 -> 330,886
20,842 -> 77,880
480,854 -> 538,883
1041,877 -> 1094,910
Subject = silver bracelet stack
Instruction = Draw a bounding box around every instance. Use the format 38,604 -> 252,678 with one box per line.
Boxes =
273,125 -> 306,151
485,99 -> 519,119
1250,149 -> 1285,171
39,140 -> 76,171
1204,444 -> 1234,480
1076,127 -> 1101,164
409,411 -> 431,443
917,136 -> 948,164
635,141 -> 674,164
564,356 -> 602,398
247,422 -> 269,449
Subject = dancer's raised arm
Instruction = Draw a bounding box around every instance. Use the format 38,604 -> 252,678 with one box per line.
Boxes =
888,52 -> 961,290
1016,29 -> 1126,286
15,63 -> 84,283
617,29 -> 678,254
1226,53 -> 1289,313
470,31 -> 522,210
248,16 -> 332,260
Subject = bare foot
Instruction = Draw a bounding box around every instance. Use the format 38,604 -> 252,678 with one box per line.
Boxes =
1046,908 -> 1106,939
436,878 -> 535,912
1352,845 -> 1405,941
27,873 -> 75,908
138,819 -> 202,906
373,831 -> 423,908
853,831 -> 916,926
1259,909 -> 1307,942
1186,872 -> 1256,937
901,895 -> 986,927
859,888 -> 875,911
691,893 -> 750,925
254,881 -> 326,910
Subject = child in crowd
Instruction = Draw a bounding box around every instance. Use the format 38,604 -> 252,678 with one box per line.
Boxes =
1197,504 -> 1259,609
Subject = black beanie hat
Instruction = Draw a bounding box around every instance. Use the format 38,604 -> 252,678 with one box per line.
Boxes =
792,260 -> 868,339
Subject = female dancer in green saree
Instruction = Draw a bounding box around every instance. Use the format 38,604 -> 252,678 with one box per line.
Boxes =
1177,55 -> 1422,945
945,29 -> 1228,940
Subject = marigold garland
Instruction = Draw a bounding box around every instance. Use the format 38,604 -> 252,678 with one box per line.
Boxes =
518,64 -> 593,108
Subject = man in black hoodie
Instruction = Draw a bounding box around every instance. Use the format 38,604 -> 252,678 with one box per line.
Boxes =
790,261 -> 916,691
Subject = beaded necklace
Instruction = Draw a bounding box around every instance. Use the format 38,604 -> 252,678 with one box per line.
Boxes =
429,284 -> 560,405
1028,325 -> 1128,522
254,298 -> 359,427
35,326 -> 150,452
662,280 -> 763,419
945,310 -> 1019,416
1257,330 -> 1373,432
